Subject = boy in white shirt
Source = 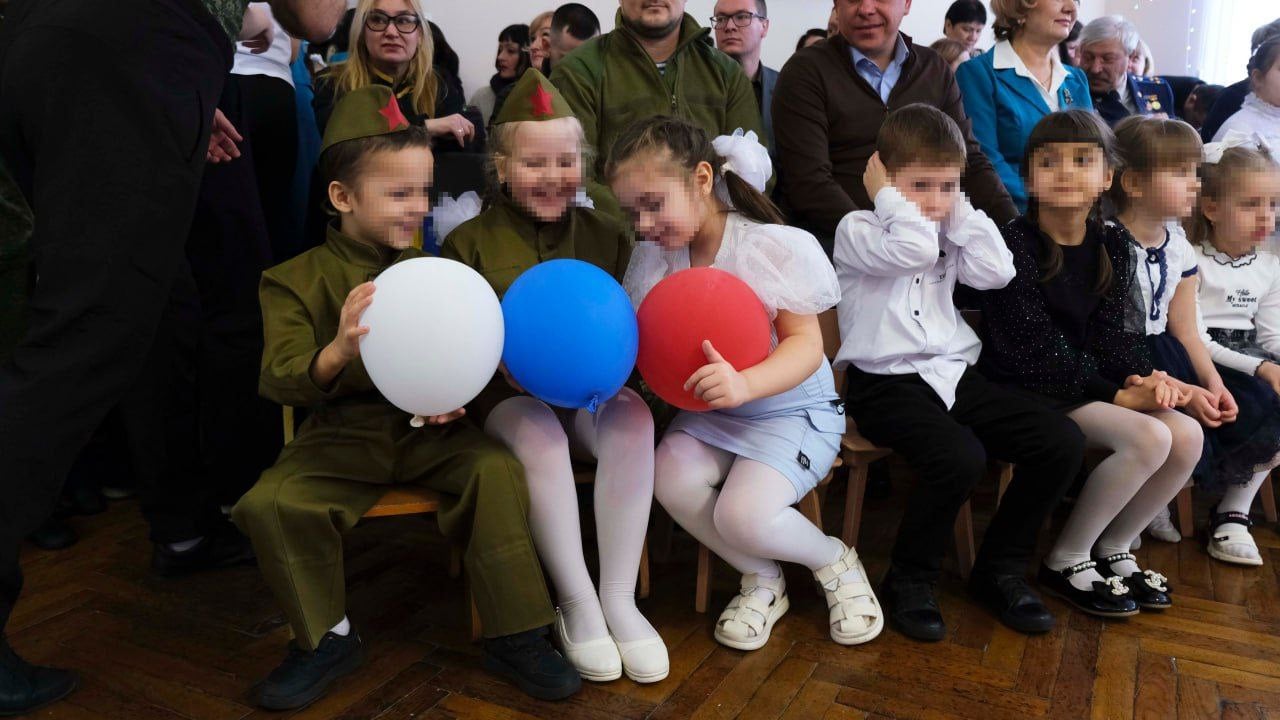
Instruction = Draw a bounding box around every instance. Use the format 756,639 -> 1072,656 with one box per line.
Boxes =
833,104 -> 1085,643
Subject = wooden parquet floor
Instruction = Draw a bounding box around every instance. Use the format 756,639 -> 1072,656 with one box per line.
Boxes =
8,473 -> 1280,720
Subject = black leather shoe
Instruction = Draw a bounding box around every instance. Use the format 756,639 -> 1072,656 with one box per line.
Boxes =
879,571 -> 946,642
968,571 -> 1055,634
483,627 -> 581,701
27,517 -> 77,551
1094,553 -> 1172,610
1037,562 -> 1138,618
0,637 -> 79,716
152,521 -> 255,577
256,630 -> 364,710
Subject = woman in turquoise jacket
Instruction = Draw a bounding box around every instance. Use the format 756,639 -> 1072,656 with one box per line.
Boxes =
955,0 -> 1092,211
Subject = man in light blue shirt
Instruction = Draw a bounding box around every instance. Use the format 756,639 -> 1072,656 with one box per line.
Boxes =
850,33 -> 908,104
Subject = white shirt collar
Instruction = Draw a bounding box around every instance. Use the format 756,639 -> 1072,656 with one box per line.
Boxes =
992,40 -> 1069,110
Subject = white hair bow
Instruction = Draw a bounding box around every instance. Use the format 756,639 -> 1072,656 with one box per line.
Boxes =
1204,130 -> 1275,164
711,129 -> 772,207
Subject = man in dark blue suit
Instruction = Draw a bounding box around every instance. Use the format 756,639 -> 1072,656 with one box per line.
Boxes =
1080,15 -> 1174,127
713,0 -> 778,155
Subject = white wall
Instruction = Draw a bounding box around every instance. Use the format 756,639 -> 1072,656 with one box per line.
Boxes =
364,0 -> 1267,97
424,0 -> 1108,104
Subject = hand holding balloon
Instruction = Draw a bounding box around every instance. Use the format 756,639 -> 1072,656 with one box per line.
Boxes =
312,282 -> 376,389
684,341 -> 753,409
410,408 -> 467,428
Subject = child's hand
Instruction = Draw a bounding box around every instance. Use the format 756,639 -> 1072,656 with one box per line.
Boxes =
409,409 -> 467,427
332,282 -> 376,362
863,152 -> 890,202
1257,361 -> 1280,398
685,340 -> 753,410
1215,386 -> 1239,423
1116,372 -> 1178,411
1185,387 -> 1224,428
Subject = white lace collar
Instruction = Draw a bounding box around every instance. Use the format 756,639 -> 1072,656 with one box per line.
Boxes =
1242,92 -> 1280,121
1201,242 -> 1257,268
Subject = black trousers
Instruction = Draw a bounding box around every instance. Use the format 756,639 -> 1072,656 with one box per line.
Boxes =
846,366 -> 1086,581
187,75 -> 290,507
0,0 -> 230,628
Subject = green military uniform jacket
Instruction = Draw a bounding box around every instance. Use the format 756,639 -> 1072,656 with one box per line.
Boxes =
441,194 -> 632,422
550,11 -> 765,209
259,224 -> 417,413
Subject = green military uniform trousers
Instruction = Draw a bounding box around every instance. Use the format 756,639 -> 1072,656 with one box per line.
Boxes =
231,401 -> 554,650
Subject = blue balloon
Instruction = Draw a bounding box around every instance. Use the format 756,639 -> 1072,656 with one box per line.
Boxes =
501,259 -> 639,412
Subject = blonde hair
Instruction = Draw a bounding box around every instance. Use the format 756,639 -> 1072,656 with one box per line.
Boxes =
332,0 -> 438,119
530,11 -> 553,37
487,117 -> 592,201
990,0 -> 1038,41
1131,39 -> 1155,76
1186,146 -> 1279,246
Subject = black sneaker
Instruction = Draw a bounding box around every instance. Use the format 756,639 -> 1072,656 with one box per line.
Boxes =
1094,553 -> 1171,610
483,628 -> 581,701
968,571 -> 1055,634
879,571 -> 946,642
0,636 -> 78,716
152,520 -> 255,577
1037,562 -> 1138,618
255,630 -> 364,710
27,517 -> 77,551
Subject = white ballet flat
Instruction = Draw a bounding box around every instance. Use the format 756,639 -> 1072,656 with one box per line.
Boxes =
714,573 -> 789,651
813,541 -> 883,646
614,635 -> 669,683
1146,509 -> 1182,544
552,609 -> 622,682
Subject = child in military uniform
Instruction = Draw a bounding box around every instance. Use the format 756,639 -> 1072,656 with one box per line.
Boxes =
442,70 -> 666,685
231,85 -> 580,710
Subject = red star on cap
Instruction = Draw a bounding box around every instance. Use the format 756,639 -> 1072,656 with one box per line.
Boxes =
379,94 -> 409,131
530,83 -> 554,119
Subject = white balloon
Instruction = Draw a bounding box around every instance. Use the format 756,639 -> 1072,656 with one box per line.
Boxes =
359,257 -> 504,417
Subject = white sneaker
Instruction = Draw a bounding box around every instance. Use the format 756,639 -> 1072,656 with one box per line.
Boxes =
1146,507 -> 1181,543
552,609 -> 621,682
614,635 -> 669,683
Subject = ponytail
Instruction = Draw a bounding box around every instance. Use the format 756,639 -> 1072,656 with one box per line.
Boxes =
722,170 -> 785,226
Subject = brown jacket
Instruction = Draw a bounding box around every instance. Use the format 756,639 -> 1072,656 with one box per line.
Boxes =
772,33 -> 1017,244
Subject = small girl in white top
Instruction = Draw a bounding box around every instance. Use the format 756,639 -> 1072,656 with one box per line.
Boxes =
1211,39 -> 1280,148
1109,117 -> 1280,564
1184,134 -> 1280,565
607,118 -> 882,651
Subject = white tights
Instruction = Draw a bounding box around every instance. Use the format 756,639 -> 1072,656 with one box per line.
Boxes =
654,432 -> 852,606
1045,404 -> 1203,588
485,388 -> 657,644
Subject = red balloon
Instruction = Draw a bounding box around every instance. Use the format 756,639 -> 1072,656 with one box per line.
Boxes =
636,267 -> 773,412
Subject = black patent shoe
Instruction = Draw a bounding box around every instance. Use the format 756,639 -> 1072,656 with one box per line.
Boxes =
0,636 -> 79,716
255,630 -> 364,710
879,571 -> 946,642
483,628 -> 581,701
1094,552 -> 1172,610
967,571 -> 1055,634
1037,562 -> 1139,618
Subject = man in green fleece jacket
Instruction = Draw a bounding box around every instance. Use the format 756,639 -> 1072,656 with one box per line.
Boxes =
550,0 -> 765,215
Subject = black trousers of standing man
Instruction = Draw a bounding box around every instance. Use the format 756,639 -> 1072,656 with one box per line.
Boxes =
0,0 -> 231,629
845,366 -> 1086,582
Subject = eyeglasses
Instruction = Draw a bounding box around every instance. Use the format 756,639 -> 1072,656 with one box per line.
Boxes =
365,11 -> 421,34
710,12 -> 765,29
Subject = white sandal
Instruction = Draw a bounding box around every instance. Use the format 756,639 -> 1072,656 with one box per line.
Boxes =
813,541 -> 883,645
1207,511 -> 1264,567
713,572 -> 789,651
